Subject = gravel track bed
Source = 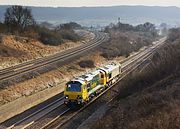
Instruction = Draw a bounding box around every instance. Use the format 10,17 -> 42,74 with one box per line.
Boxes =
26,104 -> 68,129
0,93 -> 63,128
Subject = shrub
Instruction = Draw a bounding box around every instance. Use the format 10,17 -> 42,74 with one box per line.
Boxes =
59,29 -> 80,42
0,35 -> 2,43
102,22 -> 158,59
167,28 -> 180,43
0,22 -> 7,33
38,27 -> 63,46
78,60 -> 95,68
100,31 -> 152,59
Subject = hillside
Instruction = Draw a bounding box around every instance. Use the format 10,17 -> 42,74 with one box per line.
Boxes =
92,28 -> 180,129
0,5 -> 180,26
93,73 -> 180,129
0,34 -> 83,69
0,22 -> 158,106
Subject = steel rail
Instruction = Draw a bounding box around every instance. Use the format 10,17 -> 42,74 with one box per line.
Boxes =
0,32 -> 109,83
2,32 -> 108,129
4,37 -> 165,129
7,97 -> 65,129
40,37 -> 166,129
0,31 -> 96,74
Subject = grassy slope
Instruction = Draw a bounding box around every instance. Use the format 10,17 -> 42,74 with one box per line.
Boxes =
0,35 -> 82,69
93,73 -> 180,129
92,29 -> 180,129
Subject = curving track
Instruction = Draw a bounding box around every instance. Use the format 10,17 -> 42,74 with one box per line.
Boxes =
0,31 -> 109,85
1,37 -> 166,129
40,37 -> 167,129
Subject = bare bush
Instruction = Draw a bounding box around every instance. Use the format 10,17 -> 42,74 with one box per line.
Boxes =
59,29 -> 80,42
102,22 -> 158,59
0,35 -> 2,43
100,31 -> 153,59
167,28 -> 180,43
0,22 -> 7,33
56,22 -> 81,42
78,60 -> 95,68
38,27 -> 63,46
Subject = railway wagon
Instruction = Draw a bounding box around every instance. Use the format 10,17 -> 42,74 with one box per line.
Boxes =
64,62 -> 121,106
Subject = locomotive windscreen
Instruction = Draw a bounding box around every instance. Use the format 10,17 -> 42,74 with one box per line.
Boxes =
66,81 -> 81,92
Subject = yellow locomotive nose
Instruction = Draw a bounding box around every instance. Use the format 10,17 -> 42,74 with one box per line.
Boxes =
64,80 -> 85,105
64,92 -> 82,100
64,93 -> 84,104
68,93 -> 81,100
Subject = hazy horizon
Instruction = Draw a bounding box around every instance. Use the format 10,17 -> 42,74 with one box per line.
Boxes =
1,0 -> 180,8
1,5 -> 180,27
0,4 -> 180,8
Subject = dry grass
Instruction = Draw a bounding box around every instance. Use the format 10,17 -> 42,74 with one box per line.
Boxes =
93,73 -> 180,129
0,35 -> 82,69
92,29 -> 180,129
0,28 -> 151,106
0,26 -> 162,107
0,52 -> 107,105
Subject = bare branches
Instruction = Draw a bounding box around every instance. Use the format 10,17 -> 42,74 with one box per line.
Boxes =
4,5 -> 35,33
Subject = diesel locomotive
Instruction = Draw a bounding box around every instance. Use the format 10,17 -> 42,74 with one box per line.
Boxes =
64,62 -> 122,106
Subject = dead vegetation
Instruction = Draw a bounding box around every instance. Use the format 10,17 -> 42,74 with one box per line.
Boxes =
93,74 -> 180,129
100,22 -> 158,59
0,22 -> 156,105
92,28 -> 180,129
0,52 -> 108,105
0,6 -> 82,68
78,60 -> 95,68
0,35 -> 82,69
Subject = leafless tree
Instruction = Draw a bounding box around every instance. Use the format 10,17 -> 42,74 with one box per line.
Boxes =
4,5 -> 35,32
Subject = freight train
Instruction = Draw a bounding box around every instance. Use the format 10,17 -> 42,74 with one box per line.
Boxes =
64,62 -> 122,106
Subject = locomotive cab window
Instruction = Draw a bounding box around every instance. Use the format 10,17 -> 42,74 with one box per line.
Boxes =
66,81 -> 81,92
101,74 -> 104,78
109,73 -> 112,79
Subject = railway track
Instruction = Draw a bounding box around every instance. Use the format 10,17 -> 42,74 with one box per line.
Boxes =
39,37 -> 166,129
6,97 -> 65,129
1,37 -> 166,129
0,30 -> 92,75
0,31 -> 109,84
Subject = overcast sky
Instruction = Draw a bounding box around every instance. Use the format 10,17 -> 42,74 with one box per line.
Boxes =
0,0 -> 180,7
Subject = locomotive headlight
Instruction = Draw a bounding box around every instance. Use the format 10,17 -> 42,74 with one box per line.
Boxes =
65,96 -> 69,99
